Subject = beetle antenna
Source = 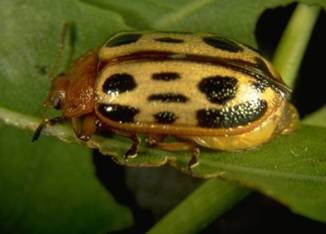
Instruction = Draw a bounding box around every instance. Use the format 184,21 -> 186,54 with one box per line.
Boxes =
34,22 -> 74,141
48,21 -> 75,81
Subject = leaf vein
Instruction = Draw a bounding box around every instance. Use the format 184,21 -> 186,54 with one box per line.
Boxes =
153,0 -> 215,28
209,163 -> 326,183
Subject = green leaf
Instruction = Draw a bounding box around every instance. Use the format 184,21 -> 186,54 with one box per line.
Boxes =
0,0 -> 134,232
0,125 -> 133,233
2,111 -> 326,223
108,124 -> 326,223
1,0 -> 326,232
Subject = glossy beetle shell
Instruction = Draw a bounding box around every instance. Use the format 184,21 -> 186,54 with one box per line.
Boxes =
94,32 -> 298,150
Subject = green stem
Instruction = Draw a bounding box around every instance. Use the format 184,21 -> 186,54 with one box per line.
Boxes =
273,4 -> 320,88
147,179 -> 250,234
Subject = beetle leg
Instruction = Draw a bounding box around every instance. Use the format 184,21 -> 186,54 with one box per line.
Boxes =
279,103 -> 299,135
80,114 -> 97,141
71,114 -> 97,141
145,135 -> 200,170
32,116 -> 65,142
71,117 -> 82,138
124,134 -> 140,160
108,129 -> 141,160
188,147 -> 200,170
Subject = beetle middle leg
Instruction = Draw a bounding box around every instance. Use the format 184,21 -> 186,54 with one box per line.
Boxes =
124,134 -> 140,159
145,135 -> 200,170
109,129 -> 141,160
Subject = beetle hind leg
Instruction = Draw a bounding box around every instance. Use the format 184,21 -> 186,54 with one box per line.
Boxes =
279,103 -> 300,135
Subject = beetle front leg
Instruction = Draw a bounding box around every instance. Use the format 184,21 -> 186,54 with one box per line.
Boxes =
71,114 -> 97,141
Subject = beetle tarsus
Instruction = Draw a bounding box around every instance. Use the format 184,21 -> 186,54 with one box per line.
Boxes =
188,147 -> 200,171
124,134 -> 140,160
78,135 -> 90,141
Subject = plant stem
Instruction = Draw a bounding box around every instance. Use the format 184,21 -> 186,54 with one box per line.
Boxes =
273,3 -> 320,88
147,179 -> 250,234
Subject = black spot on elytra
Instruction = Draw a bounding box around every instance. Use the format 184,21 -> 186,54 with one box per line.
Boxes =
196,99 -> 267,128
153,111 -> 177,124
105,33 -> 142,47
102,73 -> 137,95
97,104 -> 139,123
198,76 -> 238,104
252,80 -> 269,92
203,36 -> 243,52
152,72 -> 181,81
155,37 -> 184,43
148,93 -> 189,103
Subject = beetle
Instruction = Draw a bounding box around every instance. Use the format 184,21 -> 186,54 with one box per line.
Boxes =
33,31 -> 299,169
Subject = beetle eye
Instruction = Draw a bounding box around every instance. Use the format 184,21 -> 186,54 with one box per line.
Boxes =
52,92 -> 65,110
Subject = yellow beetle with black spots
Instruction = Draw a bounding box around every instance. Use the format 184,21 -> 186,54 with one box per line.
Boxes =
34,31 -> 299,169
